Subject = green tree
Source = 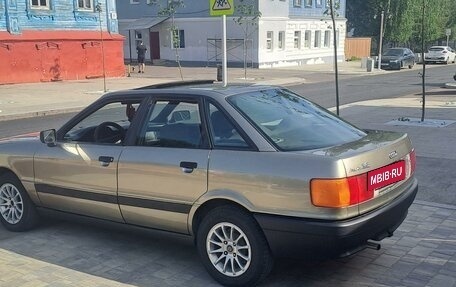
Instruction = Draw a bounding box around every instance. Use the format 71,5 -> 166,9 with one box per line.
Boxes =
233,0 -> 261,79
149,0 -> 185,80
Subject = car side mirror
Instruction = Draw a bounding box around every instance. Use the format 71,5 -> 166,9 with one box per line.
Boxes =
40,129 -> 56,146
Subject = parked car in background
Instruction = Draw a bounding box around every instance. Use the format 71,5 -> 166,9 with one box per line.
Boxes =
0,81 -> 418,286
380,48 -> 415,70
425,46 -> 456,64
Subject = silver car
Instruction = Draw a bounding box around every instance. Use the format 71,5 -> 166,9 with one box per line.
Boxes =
425,46 -> 456,64
0,81 -> 417,286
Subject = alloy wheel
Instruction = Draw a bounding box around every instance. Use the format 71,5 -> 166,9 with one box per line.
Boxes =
206,222 -> 252,277
0,183 -> 24,224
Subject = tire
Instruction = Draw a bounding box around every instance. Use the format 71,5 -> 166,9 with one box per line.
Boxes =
445,58 -> 450,65
408,61 -> 414,69
397,62 -> 402,70
196,206 -> 274,286
0,173 -> 39,231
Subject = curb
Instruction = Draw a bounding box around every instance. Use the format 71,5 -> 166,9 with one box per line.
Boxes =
0,107 -> 84,122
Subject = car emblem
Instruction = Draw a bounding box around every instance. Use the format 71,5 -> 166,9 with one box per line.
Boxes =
350,162 -> 370,172
389,151 -> 398,159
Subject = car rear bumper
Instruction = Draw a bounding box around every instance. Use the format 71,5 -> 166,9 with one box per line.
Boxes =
254,178 -> 418,259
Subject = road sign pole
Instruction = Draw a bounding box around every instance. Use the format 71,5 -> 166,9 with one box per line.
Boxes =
222,14 -> 227,87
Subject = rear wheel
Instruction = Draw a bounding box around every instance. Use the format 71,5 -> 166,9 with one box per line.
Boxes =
408,61 -> 414,69
0,173 -> 39,231
196,206 -> 273,286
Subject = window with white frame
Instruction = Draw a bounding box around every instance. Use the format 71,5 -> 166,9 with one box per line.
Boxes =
135,31 -> 143,47
31,0 -> 49,8
315,0 -> 322,7
314,30 -> 321,48
278,31 -> 285,50
130,0 -> 139,4
305,0 -> 312,7
304,30 -> 311,48
324,30 -> 331,47
294,31 -> 301,49
172,29 -> 185,48
266,31 -> 273,50
293,0 -> 302,7
78,0 -> 92,10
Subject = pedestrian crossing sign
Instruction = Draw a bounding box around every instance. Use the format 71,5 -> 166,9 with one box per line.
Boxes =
210,0 -> 234,16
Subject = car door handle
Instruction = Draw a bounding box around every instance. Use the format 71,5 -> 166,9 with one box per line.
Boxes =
180,161 -> 197,173
99,156 -> 114,167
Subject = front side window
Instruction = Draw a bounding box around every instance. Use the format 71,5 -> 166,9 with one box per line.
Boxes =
172,29 -> 185,49
266,31 -> 273,50
294,31 -> 301,49
228,89 -> 366,151
64,101 -> 140,144
78,0 -> 92,10
31,0 -> 49,8
138,100 -> 204,149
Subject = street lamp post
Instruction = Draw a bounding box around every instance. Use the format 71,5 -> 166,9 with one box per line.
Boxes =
96,2 -> 107,92
378,10 -> 384,71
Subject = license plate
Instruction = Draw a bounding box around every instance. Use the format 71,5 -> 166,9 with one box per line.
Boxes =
368,161 -> 406,190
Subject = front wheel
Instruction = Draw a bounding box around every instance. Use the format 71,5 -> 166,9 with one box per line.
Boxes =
0,173 -> 39,231
196,206 -> 274,286
408,61 -> 415,69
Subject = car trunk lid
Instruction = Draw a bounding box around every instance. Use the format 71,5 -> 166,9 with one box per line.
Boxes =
308,130 -> 416,215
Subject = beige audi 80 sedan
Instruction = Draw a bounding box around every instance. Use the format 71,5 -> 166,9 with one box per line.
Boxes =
0,81 -> 417,286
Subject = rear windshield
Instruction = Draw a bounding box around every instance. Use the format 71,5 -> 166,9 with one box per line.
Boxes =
429,47 -> 444,51
227,89 -> 366,151
383,49 -> 403,56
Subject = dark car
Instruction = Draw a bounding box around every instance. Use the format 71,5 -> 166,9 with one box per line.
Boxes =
380,48 -> 415,70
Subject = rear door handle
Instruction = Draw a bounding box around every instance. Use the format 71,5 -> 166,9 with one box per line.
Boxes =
180,161 -> 197,173
99,156 -> 114,167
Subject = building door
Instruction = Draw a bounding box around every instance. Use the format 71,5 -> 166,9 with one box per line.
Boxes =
149,32 -> 160,60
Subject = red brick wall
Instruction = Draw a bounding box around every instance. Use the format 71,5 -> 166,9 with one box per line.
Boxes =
0,31 -> 125,84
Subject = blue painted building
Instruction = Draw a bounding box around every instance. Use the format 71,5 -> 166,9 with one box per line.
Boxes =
116,0 -> 346,67
0,0 -> 124,84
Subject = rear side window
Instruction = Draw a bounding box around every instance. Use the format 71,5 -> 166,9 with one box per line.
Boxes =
227,89 -> 366,151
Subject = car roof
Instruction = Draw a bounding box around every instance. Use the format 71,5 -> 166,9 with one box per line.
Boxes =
101,80 -> 281,100
429,46 -> 449,49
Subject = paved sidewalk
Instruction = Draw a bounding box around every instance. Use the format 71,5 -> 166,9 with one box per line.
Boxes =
0,61 -> 381,121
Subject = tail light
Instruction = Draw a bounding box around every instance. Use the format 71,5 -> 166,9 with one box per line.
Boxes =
311,149 -> 416,208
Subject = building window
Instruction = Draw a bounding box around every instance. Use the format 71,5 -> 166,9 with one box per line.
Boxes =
278,31 -> 285,50
324,30 -> 331,47
314,30 -> 321,48
78,0 -> 92,10
266,31 -> 273,50
304,0 -> 312,7
293,0 -> 302,7
316,0 -> 322,7
172,29 -> 185,48
304,30 -> 311,48
31,0 -> 49,8
130,0 -> 139,4
294,31 -> 301,49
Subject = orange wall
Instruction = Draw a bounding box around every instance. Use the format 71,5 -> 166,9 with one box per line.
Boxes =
0,31 -> 125,84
